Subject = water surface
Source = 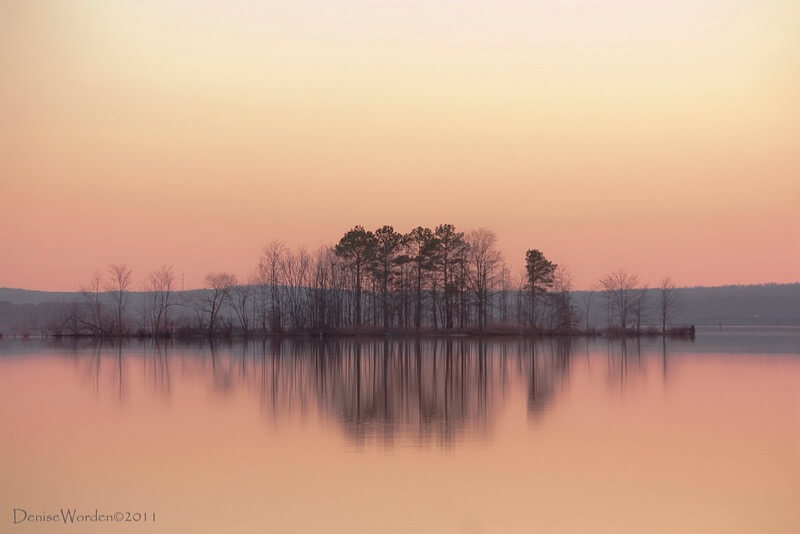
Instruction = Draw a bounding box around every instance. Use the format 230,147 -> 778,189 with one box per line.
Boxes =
1,331 -> 798,533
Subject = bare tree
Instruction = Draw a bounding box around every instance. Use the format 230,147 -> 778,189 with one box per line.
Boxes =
581,283 -> 598,332
498,262 -> 512,324
259,240 -> 286,332
658,276 -> 679,333
230,279 -> 255,335
599,268 -> 640,333
282,246 -> 312,331
631,283 -> 649,334
78,271 -> 107,335
326,248 -> 348,329
309,246 -> 336,331
106,264 -> 133,335
145,265 -> 175,336
454,241 -> 470,328
548,265 -> 577,331
201,272 -> 236,336
466,228 -> 502,331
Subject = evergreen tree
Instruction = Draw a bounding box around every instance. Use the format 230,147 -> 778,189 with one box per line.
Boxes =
524,249 -> 557,330
371,225 -> 406,331
334,226 -> 375,328
406,227 -> 439,330
434,224 -> 467,329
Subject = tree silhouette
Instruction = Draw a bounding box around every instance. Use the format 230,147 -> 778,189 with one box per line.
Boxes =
406,227 -> 439,330
467,229 -> 502,331
371,225 -> 406,331
658,276 -> 679,333
106,264 -> 133,335
334,225 -> 375,328
524,249 -> 556,330
434,224 -> 467,329
599,268 -> 640,332
145,265 -> 174,335
202,272 -> 236,336
61,224 -> 695,338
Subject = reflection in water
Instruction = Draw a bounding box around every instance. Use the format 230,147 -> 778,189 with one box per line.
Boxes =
57,337 -> 672,446
2,334 -> 798,534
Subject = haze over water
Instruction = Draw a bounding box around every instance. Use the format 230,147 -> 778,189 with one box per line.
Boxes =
1,329 -> 798,533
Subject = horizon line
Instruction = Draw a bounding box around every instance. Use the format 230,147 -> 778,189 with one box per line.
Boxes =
2,280 -> 799,295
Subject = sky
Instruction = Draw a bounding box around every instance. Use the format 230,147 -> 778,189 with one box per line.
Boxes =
1,0 -> 798,291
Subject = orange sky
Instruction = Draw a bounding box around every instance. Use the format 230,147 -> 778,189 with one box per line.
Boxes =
1,0 -> 798,291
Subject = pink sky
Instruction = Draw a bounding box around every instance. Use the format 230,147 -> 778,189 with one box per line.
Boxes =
1,0 -> 798,291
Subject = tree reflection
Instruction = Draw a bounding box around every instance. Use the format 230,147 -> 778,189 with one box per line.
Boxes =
54,337 -> 651,446
524,338 -> 572,419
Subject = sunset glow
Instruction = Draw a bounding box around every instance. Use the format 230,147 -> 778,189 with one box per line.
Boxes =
1,0 -> 798,290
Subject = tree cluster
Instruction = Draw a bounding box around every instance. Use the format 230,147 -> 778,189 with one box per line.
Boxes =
63,224 -> 680,337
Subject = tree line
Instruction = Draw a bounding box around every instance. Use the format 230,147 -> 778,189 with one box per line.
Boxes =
61,224 -> 683,338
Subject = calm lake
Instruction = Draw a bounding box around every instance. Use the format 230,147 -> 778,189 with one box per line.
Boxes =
1,329 -> 798,533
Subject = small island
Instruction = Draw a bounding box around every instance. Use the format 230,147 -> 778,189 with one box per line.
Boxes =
3,224 -> 692,340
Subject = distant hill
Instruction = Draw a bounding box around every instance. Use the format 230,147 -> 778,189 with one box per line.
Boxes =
575,283 -> 800,327
671,284 -> 800,326
0,288 -> 84,305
